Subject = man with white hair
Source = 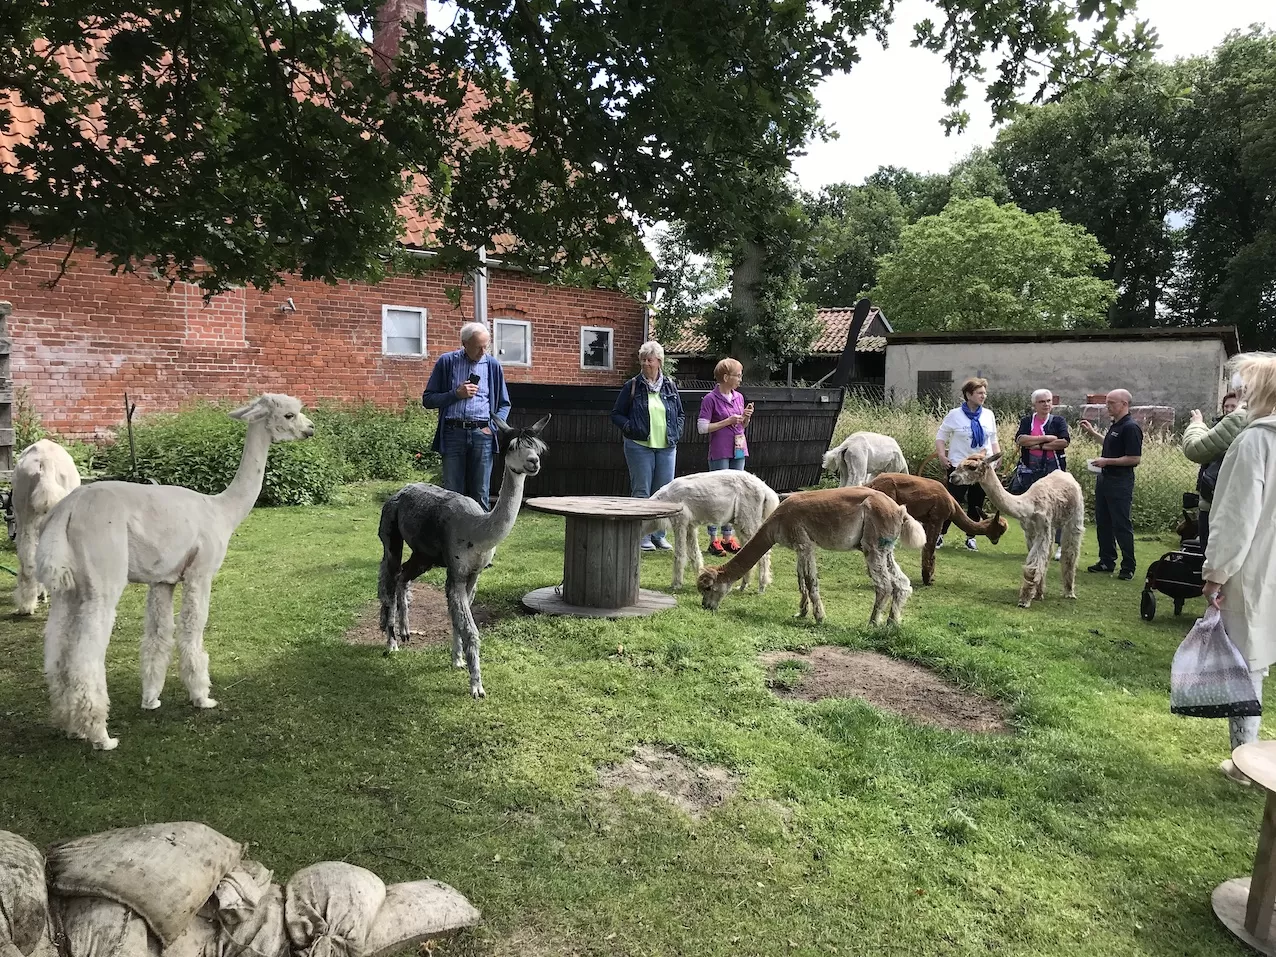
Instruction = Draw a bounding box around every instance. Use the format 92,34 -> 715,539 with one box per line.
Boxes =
422,322 -> 512,511
1080,388 -> 1143,579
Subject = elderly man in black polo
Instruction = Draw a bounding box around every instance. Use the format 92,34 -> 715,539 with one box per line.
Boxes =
1079,388 -> 1144,580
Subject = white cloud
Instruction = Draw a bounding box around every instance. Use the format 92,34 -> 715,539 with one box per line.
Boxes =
792,0 -> 1272,193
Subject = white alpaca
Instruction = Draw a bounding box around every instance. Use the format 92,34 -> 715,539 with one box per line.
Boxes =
643,470 -> 779,592
36,395 -> 315,750
822,432 -> 908,487
948,452 -> 1085,609
12,440 -> 81,614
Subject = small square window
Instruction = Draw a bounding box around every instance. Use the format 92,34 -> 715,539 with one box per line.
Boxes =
382,305 -> 426,357
493,318 -> 532,366
581,326 -> 613,370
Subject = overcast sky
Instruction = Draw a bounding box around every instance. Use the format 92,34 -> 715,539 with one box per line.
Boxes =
792,0 -> 1273,193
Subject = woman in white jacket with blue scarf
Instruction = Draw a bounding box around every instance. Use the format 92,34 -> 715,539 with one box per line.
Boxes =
1204,353 -> 1276,784
934,377 -> 1000,550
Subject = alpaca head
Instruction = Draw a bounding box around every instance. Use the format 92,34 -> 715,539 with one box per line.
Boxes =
985,511 -> 1009,543
229,394 -> 315,442
949,451 -> 1001,486
493,414 -> 550,476
696,566 -> 732,610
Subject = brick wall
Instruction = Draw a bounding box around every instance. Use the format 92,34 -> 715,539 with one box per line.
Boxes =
0,243 -> 645,438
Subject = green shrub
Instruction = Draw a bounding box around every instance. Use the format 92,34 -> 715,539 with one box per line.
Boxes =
13,387 -> 46,452
98,406 -> 341,506
309,401 -> 439,483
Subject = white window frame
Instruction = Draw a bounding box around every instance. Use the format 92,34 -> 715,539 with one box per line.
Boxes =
492,317 -> 533,367
580,325 -> 614,371
381,304 -> 427,358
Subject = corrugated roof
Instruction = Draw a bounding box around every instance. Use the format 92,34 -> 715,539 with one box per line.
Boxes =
661,306 -> 889,357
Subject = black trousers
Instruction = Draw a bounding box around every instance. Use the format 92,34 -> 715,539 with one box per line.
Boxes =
942,467 -> 986,535
1095,472 -> 1136,572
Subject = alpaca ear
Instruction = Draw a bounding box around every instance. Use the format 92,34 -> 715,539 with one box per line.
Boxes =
529,414 -> 552,435
228,398 -> 266,422
985,452 -> 1003,468
491,417 -> 513,434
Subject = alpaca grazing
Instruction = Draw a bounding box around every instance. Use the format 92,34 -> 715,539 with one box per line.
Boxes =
12,440 -> 81,614
696,486 -> 926,625
378,415 -> 550,698
644,470 -> 780,592
35,395 -> 315,750
948,452 -> 1084,609
868,473 -> 1007,585
821,432 -> 908,487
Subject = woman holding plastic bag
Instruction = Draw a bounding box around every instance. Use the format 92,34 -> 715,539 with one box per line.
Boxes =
1201,353 -> 1276,784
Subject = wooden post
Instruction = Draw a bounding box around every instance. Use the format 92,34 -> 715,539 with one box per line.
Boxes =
563,516 -> 641,607
1247,791 -> 1276,939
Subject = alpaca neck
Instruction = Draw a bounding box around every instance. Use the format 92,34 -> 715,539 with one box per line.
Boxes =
474,466 -> 526,544
951,506 -> 1000,537
978,473 -> 1032,521
712,516 -> 779,584
217,423 -> 271,525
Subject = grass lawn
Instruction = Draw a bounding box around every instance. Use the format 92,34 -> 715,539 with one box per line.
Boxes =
0,484 -> 1265,956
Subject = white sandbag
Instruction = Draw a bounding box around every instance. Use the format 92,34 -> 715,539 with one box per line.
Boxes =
0,832 -> 50,957
56,898 -> 159,957
157,914 -> 218,957
213,862 -> 288,957
46,824 -> 243,946
284,864 -> 385,957
361,881 -> 480,957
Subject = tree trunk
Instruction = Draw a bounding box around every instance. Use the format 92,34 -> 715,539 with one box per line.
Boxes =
730,240 -> 765,380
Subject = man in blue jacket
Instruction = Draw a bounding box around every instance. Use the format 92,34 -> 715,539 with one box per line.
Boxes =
422,322 -> 512,511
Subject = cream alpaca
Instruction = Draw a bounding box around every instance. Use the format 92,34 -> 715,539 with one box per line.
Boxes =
644,470 -> 779,592
821,432 -> 908,487
948,452 -> 1084,608
36,395 -> 315,750
12,440 -> 81,614
697,486 -> 926,625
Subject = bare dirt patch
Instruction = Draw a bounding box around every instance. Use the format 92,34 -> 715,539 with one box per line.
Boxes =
758,646 -> 1010,734
598,744 -> 741,819
344,582 -> 501,650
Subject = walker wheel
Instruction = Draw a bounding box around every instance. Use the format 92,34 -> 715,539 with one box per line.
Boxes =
1140,589 -> 1157,622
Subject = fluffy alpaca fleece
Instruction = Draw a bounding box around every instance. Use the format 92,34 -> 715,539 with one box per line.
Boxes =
377,415 -> 550,698
12,440 -> 81,614
36,395 -> 315,750
643,470 -> 780,592
868,473 -> 1007,585
948,452 -> 1084,609
697,485 -> 926,625
821,432 -> 908,487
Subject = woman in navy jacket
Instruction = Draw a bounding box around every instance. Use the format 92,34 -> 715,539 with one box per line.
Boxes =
611,341 -> 686,550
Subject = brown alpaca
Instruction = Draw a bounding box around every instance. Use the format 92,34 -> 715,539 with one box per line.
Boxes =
696,486 -> 927,625
948,452 -> 1085,609
868,473 -> 1008,585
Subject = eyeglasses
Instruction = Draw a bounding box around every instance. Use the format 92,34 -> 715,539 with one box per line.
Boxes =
723,372 -> 742,379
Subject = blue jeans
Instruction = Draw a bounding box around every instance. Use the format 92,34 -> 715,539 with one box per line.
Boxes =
623,439 -> 676,543
707,456 -> 745,537
441,424 -> 495,511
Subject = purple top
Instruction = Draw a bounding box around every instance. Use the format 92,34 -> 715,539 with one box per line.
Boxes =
700,387 -> 748,460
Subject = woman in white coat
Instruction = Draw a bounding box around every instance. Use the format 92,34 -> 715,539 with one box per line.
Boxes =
1203,352 -> 1276,784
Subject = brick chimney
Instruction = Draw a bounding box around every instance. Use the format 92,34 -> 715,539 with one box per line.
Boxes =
372,0 -> 426,73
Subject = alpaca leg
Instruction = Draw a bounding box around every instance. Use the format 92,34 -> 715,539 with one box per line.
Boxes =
1018,535 -> 1050,609
671,519 -> 687,590
176,580 -> 217,708
393,553 -> 428,651
888,551 -> 913,624
44,594 -> 80,737
447,573 -> 484,698
140,584 -> 176,709
377,537 -> 404,652
794,546 -> 812,618
758,550 -> 772,594
61,594 -> 121,750
13,521 -> 42,615
865,547 -> 892,625
921,525 -> 939,585
1061,518 -> 1083,598
799,549 -> 825,623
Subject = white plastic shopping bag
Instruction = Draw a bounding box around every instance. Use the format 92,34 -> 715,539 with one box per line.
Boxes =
1170,599 -> 1262,718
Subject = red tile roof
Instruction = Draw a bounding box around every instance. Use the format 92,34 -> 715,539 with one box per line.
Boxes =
661,307 -> 889,356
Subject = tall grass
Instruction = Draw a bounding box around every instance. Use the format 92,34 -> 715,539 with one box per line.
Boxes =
832,397 -> 1195,531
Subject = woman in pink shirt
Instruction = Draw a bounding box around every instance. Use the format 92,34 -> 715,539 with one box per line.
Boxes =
697,358 -> 754,555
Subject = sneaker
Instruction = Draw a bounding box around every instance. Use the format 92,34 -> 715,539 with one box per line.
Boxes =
654,537 -> 673,551
1118,569 -> 1135,581
1087,563 -> 1114,573
641,540 -> 657,552
1221,758 -> 1253,786
935,535 -> 945,549
1054,546 -> 1062,561
723,535 -> 742,554
708,538 -> 726,557
965,538 -> 978,551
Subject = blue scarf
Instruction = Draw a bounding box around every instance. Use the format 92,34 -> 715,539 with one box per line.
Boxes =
961,402 -> 986,450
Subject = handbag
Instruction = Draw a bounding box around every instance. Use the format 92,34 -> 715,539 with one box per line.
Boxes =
1170,599 -> 1262,718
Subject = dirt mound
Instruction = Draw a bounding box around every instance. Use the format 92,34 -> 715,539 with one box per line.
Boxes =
758,646 -> 1010,734
344,582 -> 500,650
599,745 -> 740,819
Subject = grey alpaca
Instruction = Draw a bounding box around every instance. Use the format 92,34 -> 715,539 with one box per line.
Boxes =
377,415 -> 550,697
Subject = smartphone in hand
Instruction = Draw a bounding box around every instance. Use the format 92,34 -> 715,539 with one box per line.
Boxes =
467,372 -> 481,385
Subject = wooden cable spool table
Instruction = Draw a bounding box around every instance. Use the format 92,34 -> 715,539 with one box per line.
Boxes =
1213,741 -> 1276,953
521,496 -> 682,617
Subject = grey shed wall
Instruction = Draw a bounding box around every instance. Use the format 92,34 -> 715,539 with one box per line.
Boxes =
884,338 -> 1230,414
